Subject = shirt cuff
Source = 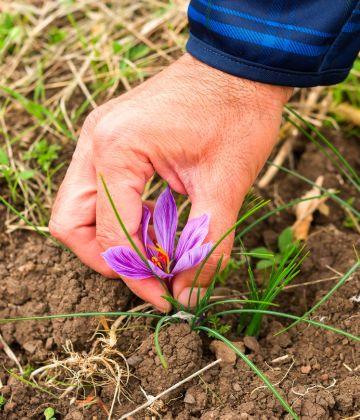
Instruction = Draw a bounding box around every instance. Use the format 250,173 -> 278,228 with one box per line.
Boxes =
186,34 -> 351,88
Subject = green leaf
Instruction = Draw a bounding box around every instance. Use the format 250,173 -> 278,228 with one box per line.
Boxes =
112,40 -> 123,54
48,27 -> 66,44
44,407 -> 55,420
0,395 -> 5,408
250,247 -> 274,260
278,227 -> 293,254
128,44 -> 150,61
18,170 -> 35,180
256,259 -> 274,270
0,148 -> 9,166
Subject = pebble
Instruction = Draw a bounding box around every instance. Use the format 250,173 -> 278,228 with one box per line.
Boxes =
300,365 -> 311,374
243,336 -> 260,353
184,391 -> 196,404
23,341 -> 38,354
232,340 -> 246,353
126,355 -> 143,367
45,337 -> 54,350
233,383 -> 242,392
209,340 -> 236,366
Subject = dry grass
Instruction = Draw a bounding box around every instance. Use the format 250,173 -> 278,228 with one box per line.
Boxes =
0,0 -> 188,228
0,0 -> 358,231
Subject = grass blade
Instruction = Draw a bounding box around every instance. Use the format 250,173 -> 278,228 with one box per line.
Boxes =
268,162 -> 360,218
213,309 -> 359,342
236,194 -> 332,241
200,299 -> 279,313
100,175 -> 148,265
154,316 -> 172,369
0,311 -> 162,324
187,198 -> 269,309
285,105 -> 360,186
285,115 -> 360,193
275,259 -> 360,336
0,195 -> 64,248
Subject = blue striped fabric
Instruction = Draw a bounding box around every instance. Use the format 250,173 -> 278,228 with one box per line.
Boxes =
186,0 -> 360,87
189,5 -> 328,57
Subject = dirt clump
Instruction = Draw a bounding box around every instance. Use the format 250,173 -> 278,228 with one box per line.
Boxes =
135,323 -> 203,396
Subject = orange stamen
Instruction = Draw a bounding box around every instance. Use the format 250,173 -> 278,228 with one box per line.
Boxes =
149,241 -> 171,273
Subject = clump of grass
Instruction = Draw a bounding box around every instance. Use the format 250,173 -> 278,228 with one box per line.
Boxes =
0,0 -> 189,228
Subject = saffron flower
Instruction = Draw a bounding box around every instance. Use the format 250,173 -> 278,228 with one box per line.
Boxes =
102,187 -> 212,280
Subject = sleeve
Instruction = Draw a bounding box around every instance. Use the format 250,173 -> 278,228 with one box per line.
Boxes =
186,0 -> 360,87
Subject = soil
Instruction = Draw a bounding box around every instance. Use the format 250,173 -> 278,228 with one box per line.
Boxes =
0,130 -> 359,419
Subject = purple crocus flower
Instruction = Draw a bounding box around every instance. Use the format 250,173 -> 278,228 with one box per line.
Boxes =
102,187 -> 212,280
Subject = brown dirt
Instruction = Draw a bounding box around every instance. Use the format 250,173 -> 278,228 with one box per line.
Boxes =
0,130 -> 359,419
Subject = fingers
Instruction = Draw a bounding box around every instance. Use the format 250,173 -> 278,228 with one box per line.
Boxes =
173,185 -> 244,306
94,138 -> 171,312
49,133 -> 115,277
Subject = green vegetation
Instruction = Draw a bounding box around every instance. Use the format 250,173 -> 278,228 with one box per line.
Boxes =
44,407 -> 56,420
250,227 -> 298,270
0,2 -> 359,420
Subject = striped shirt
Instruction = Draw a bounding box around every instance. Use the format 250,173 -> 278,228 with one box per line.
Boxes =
187,0 -> 360,86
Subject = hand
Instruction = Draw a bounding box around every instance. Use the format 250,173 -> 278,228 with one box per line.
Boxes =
49,53 -> 291,311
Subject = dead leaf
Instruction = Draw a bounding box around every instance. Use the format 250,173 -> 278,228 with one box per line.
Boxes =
292,176 -> 335,240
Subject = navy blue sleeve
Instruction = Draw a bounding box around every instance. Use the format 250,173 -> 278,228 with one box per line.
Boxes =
186,0 -> 360,87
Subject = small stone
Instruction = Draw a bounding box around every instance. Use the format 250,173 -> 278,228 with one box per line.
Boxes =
240,414 -> 248,419
4,402 -> 16,413
184,391 -> 196,405
313,362 -> 321,370
325,347 -> 333,357
300,365 -> 311,374
232,341 -> 245,353
126,355 -> 143,367
23,341 -> 38,354
243,336 -> 260,353
233,383 -> 241,392
320,373 -> 329,381
64,410 -> 83,420
18,261 -> 35,274
209,340 -> 236,366
45,337 -> 54,350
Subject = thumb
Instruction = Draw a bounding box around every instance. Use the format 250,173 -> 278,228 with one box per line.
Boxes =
173,183 -> 245,306
95,149 -> 171,312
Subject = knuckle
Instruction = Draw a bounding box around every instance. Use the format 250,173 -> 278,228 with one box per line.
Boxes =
93,113 -> 118,145
96,225 -> 126,247
82,108 -> 102,134
48,219 -> 72,244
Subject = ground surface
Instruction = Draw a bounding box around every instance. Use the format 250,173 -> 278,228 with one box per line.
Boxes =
0,131 -> 359,419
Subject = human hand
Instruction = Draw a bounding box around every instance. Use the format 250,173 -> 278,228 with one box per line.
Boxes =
49,53 -> 291,311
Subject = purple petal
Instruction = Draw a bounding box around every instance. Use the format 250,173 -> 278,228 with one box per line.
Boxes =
102,246 -> 153,280
153,187 -> 178,258
172,243 -> 213,275
175,214 -> 210,260
141,205 -> 156,259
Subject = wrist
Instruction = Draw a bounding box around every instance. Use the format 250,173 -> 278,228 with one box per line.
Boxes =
181,53 -> 293,108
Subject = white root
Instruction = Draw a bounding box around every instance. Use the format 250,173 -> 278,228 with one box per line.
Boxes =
0,333 -> 24,374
